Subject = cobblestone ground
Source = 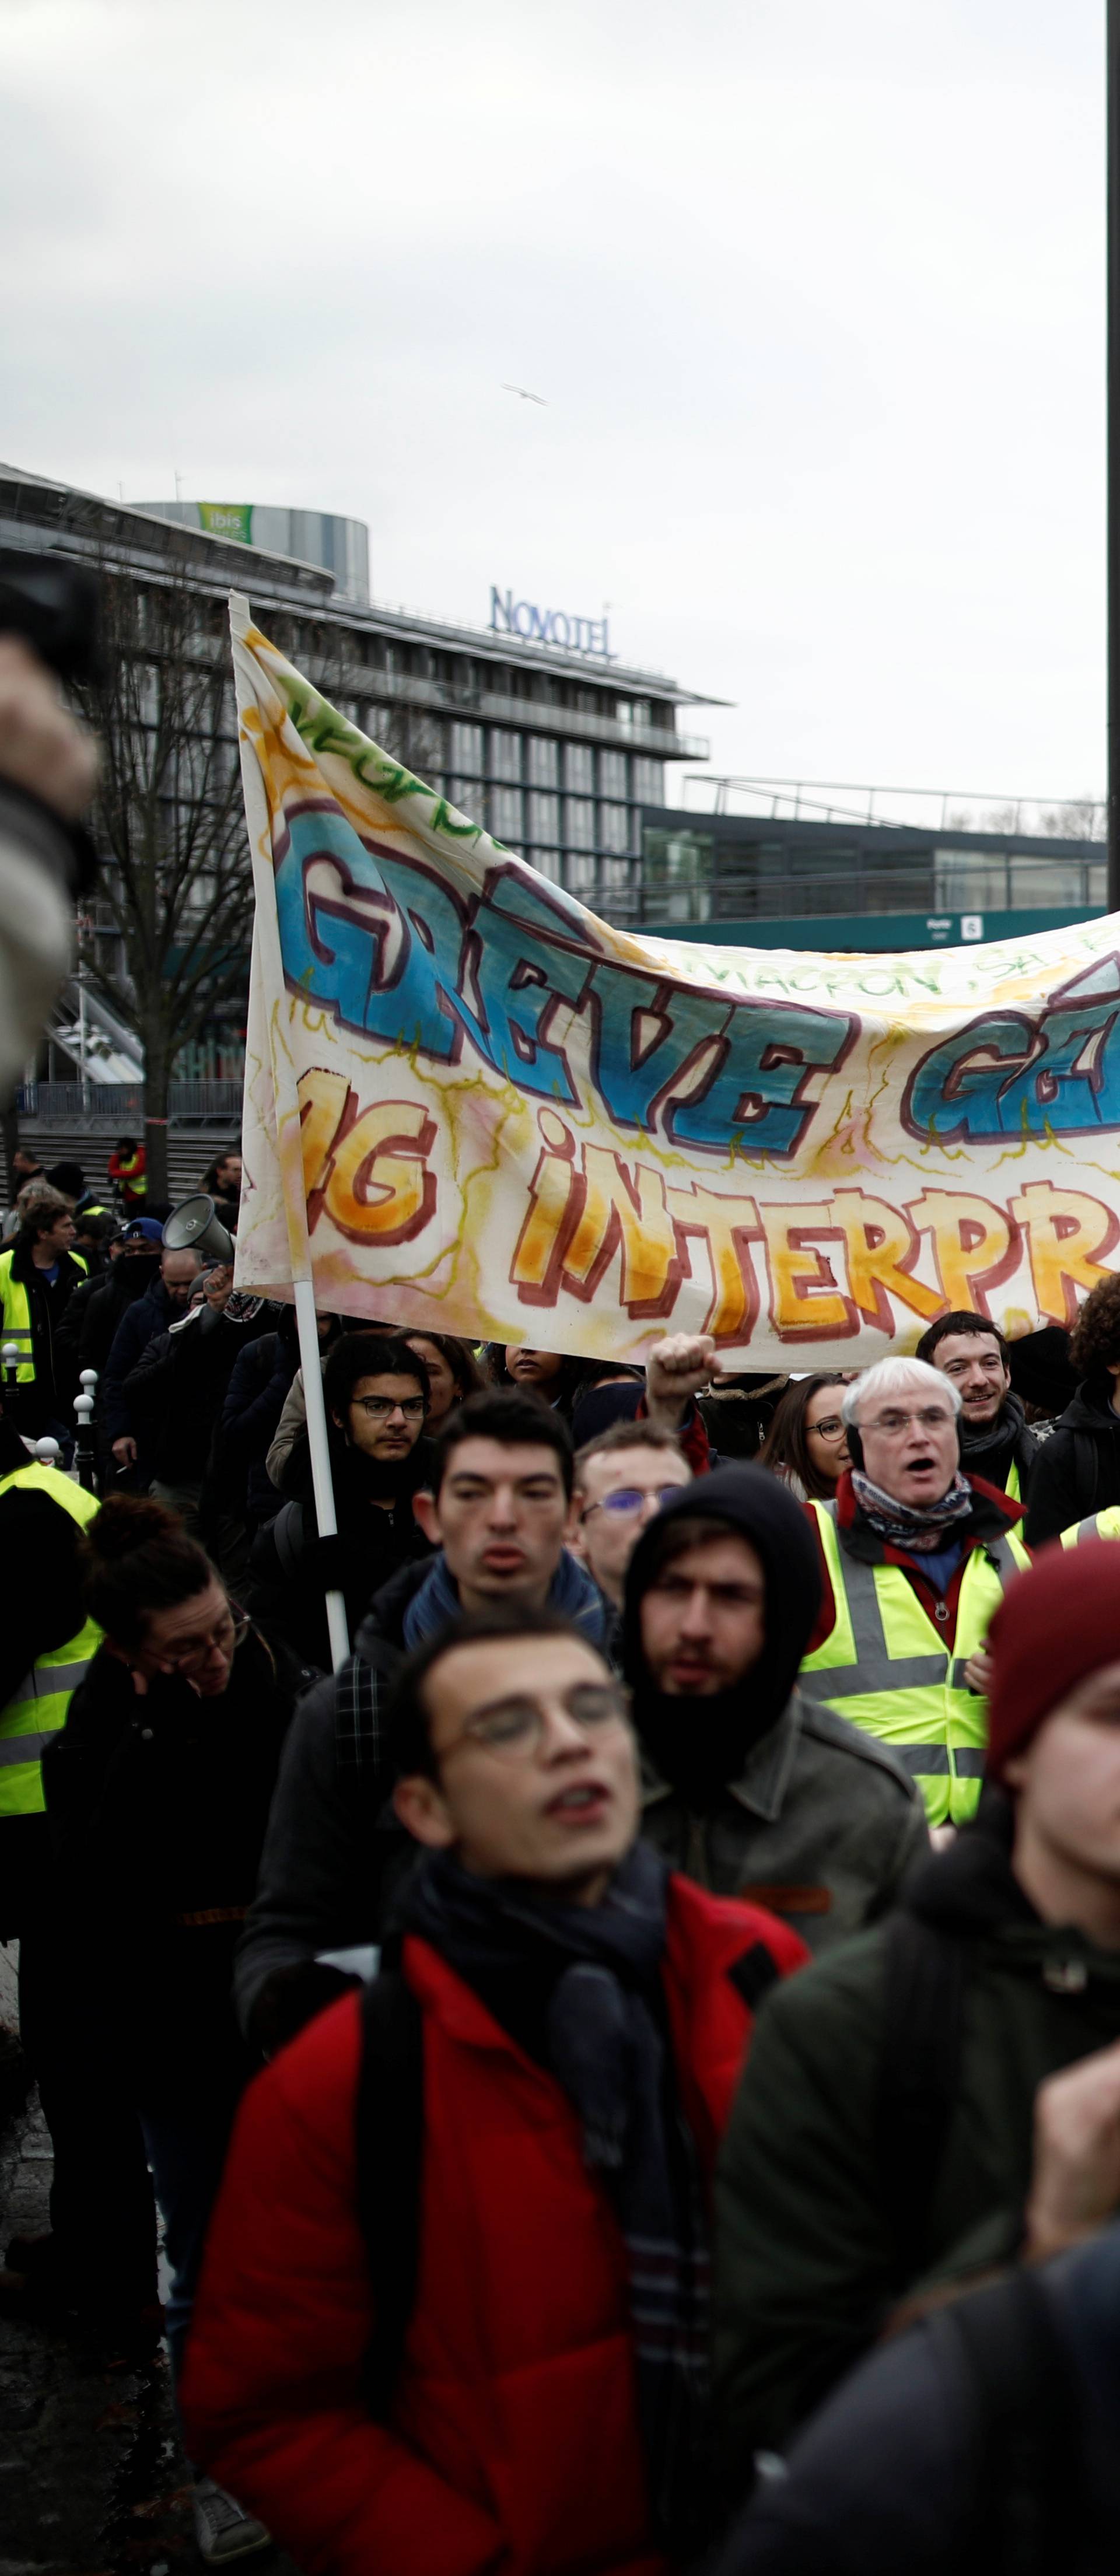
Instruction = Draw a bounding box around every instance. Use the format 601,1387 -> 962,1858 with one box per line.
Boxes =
0,1961 -> 299,2575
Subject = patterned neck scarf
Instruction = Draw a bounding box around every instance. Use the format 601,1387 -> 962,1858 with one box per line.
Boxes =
850,1465 -> 974,1552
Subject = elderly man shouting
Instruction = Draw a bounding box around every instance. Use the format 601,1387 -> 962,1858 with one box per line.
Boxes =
798,1356 -> 1030,1826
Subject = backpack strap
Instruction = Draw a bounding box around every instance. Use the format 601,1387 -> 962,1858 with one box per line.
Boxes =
944,2264 -> 1083,2574
270,1498 -> 305,1581
877,1910 -> 968,2289
355,1965 -> 425,2418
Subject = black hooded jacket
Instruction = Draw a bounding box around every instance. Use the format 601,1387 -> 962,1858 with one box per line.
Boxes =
624,1464 -> 928,1955
1024,1376 -> 1120,1546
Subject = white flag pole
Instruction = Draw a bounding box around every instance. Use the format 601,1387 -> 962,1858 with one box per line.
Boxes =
229,594 -> 350,1671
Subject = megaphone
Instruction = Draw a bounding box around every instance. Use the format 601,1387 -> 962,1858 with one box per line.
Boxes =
162,1195 -> 235,1266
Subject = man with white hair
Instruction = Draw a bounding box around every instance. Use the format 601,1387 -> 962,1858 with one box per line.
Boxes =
797,1356 -> 1030,1825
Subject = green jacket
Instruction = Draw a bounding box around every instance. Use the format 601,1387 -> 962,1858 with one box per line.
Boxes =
640,1689 -> 928,1957
713,1798 -> 1120,2465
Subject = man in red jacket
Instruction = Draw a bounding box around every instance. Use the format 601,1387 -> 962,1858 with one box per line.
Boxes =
181,1603 -> 806,2576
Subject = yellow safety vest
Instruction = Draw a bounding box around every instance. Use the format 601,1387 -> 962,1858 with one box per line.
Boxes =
799,1500 -> 1031,1827
0,1248 -> 87,1384
0,1464 -> 102,1818
1006,1458 -> 1022,1505
1061,1507 -> 1120,1546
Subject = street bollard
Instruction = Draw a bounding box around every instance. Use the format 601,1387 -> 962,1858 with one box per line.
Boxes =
34,1437 -> 61,1465
74,1390 -> 99,1494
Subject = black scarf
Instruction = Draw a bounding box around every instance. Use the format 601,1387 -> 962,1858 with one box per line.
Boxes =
623,1463 -> 822,1804
959,1390 -> 1028,1479
398,1842 -> 710,2552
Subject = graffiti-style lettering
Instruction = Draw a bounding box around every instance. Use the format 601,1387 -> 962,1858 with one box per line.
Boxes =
903,1013 -> 1035,1143
1010,1181 -> 1119,1325
832,1190 -> 942,1331
665,1179 -> 762,1342
910,1189 -> 1020,1317
560,1146 -> 683,1316
756,1202 -> 853,1336
295,1070 -> 437,1247
668,1002 -> 854,1160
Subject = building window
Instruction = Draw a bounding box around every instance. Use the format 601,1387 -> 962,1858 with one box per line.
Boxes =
527,736 -> 559,789
491,787 -> 523,845
599,801 -> 630,854
528,792 -> 560,844
600,750 -> 628,800
490,729 -> 523,784
566,851 -> 597,896
565,743 -> 594,796
449,778 -> 485,821
633,760 -> 664,806
450,722 -> 484,774
566,797 -> 596,850
934,850 -> 1008,911
534,849 -> 562,883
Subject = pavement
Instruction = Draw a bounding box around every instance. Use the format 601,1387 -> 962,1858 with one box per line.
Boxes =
0,1948 -> 300,2576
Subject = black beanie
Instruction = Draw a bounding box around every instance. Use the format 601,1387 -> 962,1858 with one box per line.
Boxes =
622,1463 -> 822,1799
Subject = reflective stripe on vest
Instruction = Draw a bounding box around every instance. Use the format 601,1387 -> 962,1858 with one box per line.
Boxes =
0,1463 -> 101,1818
799,1500 -> 1030,1828
1061,1506 -> 1120,1547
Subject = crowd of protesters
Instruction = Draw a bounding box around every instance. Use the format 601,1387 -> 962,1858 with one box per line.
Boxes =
5,1112 -> 1120,2567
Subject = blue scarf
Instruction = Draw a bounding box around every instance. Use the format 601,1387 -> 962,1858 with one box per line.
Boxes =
401,1545 -> 610,1650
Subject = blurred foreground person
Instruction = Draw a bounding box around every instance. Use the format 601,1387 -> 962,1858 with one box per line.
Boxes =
0,1388 -> 157,2337
716,2212 -> 1120,2576
572,1419 -> 692,1612
757,1372 -> 853,1501
44,1496 -> 310,2564
713,1542 -> 1120,2479
799,1357 -> 1030,1826
0,634 -> 97,1094
235,1388 -> 606,2052
182,1606 -> 807,2575
626,1466 -> 926,1957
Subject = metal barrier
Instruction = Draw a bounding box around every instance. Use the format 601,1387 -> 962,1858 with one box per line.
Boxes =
16,1080 -> 244,1119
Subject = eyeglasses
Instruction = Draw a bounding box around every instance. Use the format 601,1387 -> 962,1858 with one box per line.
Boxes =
863,1408 -> 955,1436
582,1483 -> 685,1520
444,1681 -> 630,1765
352,1395 -> 427,1421
807,1415 -> 848,1443
157,1605 -> 251,1675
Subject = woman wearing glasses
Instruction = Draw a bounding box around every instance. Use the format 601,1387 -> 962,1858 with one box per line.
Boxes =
758,1373 -> 857,1503
43,1493 -> 310,2563
248,1334 -> 435,1669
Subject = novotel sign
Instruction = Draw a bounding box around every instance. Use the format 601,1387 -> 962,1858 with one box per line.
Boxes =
489,585 -> 612,659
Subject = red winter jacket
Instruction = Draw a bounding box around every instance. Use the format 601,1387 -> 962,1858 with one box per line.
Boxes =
181,1873 -> 806,2576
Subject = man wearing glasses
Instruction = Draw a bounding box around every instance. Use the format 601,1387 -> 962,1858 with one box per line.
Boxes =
182,1603 -> 807,2575
799,1356 -> 1031,1828
572,1419 -> 693,1614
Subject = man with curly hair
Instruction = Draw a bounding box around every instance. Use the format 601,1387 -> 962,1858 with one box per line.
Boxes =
1024,1273 -> 1120,1545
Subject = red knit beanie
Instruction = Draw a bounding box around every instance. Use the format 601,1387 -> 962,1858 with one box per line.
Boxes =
986,1541 -> 1120,1781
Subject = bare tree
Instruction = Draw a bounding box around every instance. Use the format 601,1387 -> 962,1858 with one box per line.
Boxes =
75,547 -> 251,1199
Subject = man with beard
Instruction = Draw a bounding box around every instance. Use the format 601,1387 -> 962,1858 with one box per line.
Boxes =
625,1465 -> 928,1958
915,1312 -> 1038,1502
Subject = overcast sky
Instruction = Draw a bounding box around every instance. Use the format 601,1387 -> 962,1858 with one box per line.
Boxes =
0,0 -> 1105,803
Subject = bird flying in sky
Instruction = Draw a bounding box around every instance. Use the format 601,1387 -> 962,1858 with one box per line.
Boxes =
502,383 -> 548,405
